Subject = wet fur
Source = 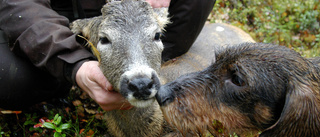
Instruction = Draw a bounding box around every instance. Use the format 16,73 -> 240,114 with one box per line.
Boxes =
157,43 -> 320,136
70,0 -> 169,136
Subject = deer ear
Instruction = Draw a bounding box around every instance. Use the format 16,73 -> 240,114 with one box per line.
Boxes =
153,8 -> 170,31
260,79 -> 320,137
70,17 -> 103,46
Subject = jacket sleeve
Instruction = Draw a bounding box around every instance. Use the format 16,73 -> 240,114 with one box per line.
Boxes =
0,0 -> 95,85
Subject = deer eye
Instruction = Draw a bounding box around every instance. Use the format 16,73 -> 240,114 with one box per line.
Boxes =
231,73 -> 245,87
99,37 -> 110,44
154,32 -> 162,41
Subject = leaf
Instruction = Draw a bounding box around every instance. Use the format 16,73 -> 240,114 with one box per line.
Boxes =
33,123 -> 43,128
54,116 -> 62,125
65,107 -> 71,114
282,12 -> 287,17
54,114 -> 59,121
84,108 -> 96,114
56,127 -> 62,133
43,122 -> 56,129
23,120 -> 35,126
79,129 -> 85,134
60,123 -> 71,130
87,129 -> 95,136
72,100 -> 82,106
39,118 -> 46,124
54,132 -> 61,137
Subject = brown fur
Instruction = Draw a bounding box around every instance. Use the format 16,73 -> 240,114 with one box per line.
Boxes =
157,43 -> 320,136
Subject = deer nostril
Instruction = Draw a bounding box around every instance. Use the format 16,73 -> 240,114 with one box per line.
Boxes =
147,81 -> 154,89
121,73 -> 161,100
128,82 -> 139,91
128,77 -> 153,95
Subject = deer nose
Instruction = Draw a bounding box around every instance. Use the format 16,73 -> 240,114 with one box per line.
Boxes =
121,72 -> 161,100
129,77 -> 154,99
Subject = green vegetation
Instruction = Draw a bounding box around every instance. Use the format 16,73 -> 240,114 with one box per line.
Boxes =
209,0 -> 320,57
37,114 -> 71,137
0,89 -> 107,136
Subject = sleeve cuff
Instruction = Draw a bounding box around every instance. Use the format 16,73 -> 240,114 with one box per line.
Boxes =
64,59 -> 90,86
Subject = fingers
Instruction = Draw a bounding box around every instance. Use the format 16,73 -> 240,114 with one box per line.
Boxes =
75,61 -> 132,111
145,0 -> 171,8
80,61 -> 108,90
98,91 -> 133,111
87,62 -> 113,91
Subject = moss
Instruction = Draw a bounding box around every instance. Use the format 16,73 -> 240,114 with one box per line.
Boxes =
210,0 -> 320,57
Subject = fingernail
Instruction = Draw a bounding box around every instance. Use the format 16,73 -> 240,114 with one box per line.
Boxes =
105,82 -> 113,91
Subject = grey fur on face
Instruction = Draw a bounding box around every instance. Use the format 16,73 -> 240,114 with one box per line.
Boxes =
70,1 -> 171,137
70,0 -> 169,107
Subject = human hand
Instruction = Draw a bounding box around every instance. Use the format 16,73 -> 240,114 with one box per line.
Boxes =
145,0 -> 171,8
76,61 -> 133,111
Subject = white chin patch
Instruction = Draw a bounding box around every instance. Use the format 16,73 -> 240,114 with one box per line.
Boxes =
129,97 -> 156,108
127,92 -> 157,108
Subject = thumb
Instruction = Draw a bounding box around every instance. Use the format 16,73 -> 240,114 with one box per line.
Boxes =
93,68 -> 113,92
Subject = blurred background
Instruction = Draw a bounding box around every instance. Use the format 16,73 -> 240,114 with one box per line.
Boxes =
209,0 -> 320,57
